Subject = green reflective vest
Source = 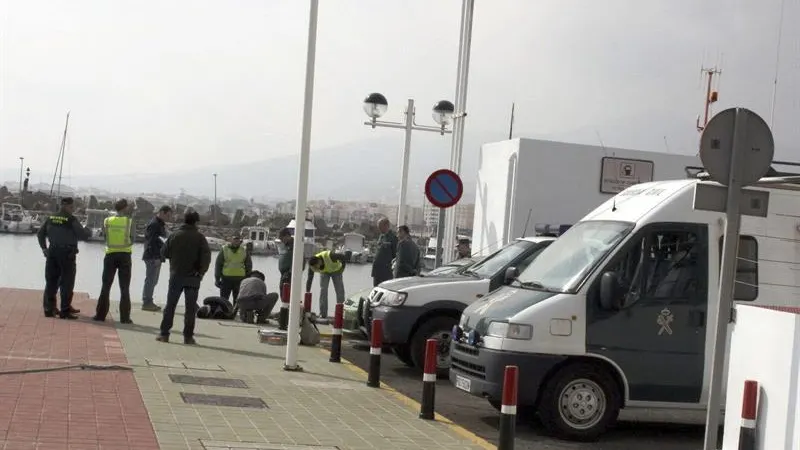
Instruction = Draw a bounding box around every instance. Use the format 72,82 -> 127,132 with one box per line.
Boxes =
104,216 -> 133,254
222,245 -> 247,277
313,250 -> 342,274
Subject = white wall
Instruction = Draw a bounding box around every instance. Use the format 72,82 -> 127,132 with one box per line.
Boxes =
471,138 -> 701,256
722,305 -> 800,450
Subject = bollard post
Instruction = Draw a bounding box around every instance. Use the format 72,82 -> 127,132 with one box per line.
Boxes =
739,380 -> 758,450
367,319 -> 383,388
278,282 -> 290,331
498,365 -> 518,450
329,303 -> 343,363
304,292 -> 312,314
419,338 -> 438,420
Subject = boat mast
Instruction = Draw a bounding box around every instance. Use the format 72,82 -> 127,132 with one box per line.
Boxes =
696,67 -> 721,132
770,0 -> 786,127
49,111 -> 70,204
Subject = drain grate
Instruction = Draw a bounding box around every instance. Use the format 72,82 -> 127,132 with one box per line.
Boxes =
169,374 -> 248,389
201,441 -> 340,450
181,393 -> 267,409
145,359 -> 225,371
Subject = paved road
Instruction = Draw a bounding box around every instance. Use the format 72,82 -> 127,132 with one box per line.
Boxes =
340,340 -> 708,450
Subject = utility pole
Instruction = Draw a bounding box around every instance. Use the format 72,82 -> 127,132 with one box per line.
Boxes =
508,102 -> 515,140
213,173 -> 218,225
18,157 -> 24,200
696,67 -> 722,132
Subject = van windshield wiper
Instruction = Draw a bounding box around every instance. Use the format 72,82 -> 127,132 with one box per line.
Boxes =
516,280 -> 561,292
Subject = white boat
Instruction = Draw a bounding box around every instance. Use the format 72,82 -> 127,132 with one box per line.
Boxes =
339,232 -> 371,264
0,203 -> 37,234
276,210 -> 319,259
81,209 -> 110,242
242,226 -> 278,256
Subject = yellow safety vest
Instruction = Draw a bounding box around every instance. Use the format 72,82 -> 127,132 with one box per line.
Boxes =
222,245 -> 247,277
313,250 -> 343,274
104,216 -> 133,254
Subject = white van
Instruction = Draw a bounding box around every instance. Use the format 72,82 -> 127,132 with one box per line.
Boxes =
450,177 -> 799,441
363,235 -> 556,374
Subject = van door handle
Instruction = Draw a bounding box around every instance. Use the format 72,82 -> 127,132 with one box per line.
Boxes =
689,311 -> 705,327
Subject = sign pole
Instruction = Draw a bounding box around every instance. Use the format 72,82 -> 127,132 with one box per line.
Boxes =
435,207 -> 446,268
702,109 -> 745,450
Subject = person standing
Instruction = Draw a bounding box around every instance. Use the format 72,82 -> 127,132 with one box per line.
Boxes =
214,236 -> 252,304
305,249 -> 351,318
37,197 -> 91,319
277,227 -> 295,287
141,205 -> 172,312
371,217 -> 397,286
456,238 -> 472,259
93,199 -> 135,324
394,225 -> 421,278
157,210 -> 211,344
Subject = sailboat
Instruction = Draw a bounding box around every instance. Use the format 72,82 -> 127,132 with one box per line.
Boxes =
49,112 -> 70,206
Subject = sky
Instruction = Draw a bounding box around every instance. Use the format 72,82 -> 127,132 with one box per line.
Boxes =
0,0 -> 798,192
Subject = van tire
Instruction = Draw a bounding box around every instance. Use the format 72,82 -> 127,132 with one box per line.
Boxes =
392,345 -> 414,367
410,316 -> 458,377
537,363 -> 621,441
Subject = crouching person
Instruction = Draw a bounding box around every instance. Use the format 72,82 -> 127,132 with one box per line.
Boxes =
236,270 -> 277,324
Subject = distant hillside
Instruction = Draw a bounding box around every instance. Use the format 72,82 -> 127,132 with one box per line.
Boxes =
3,135 -> 495,203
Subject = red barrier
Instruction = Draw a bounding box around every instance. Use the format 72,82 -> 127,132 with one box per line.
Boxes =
498,365 -> 518,450
278,282 -> 291,330
419,339 -> 438,420
329,304 -> 344,363
367,319 -> 383,388
303,292 -> 312,313
739,380 -> 758,450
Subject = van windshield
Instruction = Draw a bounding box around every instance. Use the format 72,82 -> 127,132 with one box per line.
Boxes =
463,240 -> 540,279
516,221 -> 633,293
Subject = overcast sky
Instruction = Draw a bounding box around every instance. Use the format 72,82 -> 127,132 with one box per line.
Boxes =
0,0 -> 797,181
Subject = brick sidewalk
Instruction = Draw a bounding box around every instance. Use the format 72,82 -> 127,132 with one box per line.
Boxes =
0,288 -> 158,450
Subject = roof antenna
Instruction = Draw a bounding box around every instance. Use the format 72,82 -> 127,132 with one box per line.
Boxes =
611,196 -> 617,212
521,208 -> 532,237
595,130 -> 607,156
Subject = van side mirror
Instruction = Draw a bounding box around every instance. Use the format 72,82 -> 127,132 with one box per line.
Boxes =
599,271 -> 623,310
504,267 -> 519,284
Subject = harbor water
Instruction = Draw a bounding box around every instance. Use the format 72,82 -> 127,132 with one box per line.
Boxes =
0,233 -> 375,317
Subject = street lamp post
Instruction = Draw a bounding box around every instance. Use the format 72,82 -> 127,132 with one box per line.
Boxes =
363,94 -> 454,226
18,157 -> 24,200
213,173 -> 218,225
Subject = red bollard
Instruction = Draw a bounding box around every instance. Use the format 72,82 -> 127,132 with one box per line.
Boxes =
329,304 -> 343,363
303,292 -> 312,314
367,319 -> 383,388
278,283 -> 290,330
419,339 -> 438,420
498,365 -> 518,450
739,380 -> 758,450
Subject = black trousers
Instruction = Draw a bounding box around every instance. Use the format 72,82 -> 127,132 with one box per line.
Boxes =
159,275 -> 200,338
219,276 -> 244,303
95,252 -> 132,321
43,247 -> 77,315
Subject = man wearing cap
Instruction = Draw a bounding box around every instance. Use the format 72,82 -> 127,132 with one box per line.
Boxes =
93,199 -> 135,324
36,197 -> 92,319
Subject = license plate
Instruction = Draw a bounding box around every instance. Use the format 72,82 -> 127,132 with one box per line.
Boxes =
455,375 -> 471,392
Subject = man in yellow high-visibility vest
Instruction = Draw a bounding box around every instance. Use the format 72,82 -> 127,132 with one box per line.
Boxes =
93,199 -> 135,324
306,249 -> 351,318
214,236 -> 252,304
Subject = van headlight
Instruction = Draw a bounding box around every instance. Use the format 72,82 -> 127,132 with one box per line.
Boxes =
376,290 -> 408,307
486,321 -> 533,340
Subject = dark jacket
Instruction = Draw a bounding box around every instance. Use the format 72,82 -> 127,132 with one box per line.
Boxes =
278,238 -> 307,278
161,223 -> 211,286
305,251 -> 349,292
142,216 -> 167,260
214,245 -> 253,280
37,210 -> 91,250
394,238 -> 421,278
372,230 -> 398,278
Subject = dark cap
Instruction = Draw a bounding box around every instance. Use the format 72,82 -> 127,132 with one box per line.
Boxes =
458,238 -> 471,245
60,197 -> 74,205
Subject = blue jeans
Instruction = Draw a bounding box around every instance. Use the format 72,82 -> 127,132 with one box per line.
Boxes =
319,272 -> 345,318
142,259 -> 162,305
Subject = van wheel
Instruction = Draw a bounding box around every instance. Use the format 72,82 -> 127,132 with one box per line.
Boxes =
410,316 -> 458,377
392,345 -> 414,367
537,363 -> 621,441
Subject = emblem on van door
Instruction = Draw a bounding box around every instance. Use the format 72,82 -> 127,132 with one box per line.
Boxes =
657,308 -> 674,335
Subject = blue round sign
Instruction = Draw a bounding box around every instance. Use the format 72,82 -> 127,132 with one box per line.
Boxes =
425,169 -> 464,209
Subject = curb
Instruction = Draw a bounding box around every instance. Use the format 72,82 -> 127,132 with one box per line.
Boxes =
318,349 -> 496,450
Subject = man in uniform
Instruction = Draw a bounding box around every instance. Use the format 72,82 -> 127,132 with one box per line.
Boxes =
371,217 -> 397,286
214,236 -> 252,304
37,197 -> 92,319
394,225 -> 421,278
277,227 -> 296,287
93,199 -> 135,324
456,238 -> 471,260
305,249 -> 351,318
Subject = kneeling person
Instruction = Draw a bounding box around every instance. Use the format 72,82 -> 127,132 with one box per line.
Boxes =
236,271 -> 276,324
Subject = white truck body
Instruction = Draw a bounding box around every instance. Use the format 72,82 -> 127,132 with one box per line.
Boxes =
471,138 -> 702,256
